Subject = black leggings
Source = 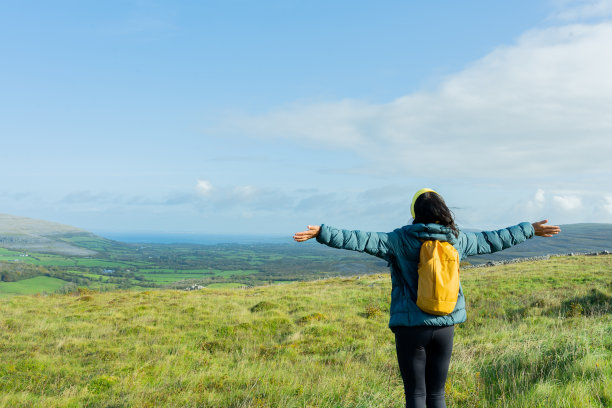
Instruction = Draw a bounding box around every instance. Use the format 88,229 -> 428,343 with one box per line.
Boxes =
393,325 -> 455,408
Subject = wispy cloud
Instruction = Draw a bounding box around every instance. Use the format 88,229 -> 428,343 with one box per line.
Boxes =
192,180 -> 296,215
61,191 -> 111,204
551,0 -> 612,21
603,196 -> 612,214
221,20 -> 612,182
196,179 -> 213,195
0,192 -> 37,201
552,195 -> 582,211
60,191 -> 191,207
233,185 -> 257,199
511,189 -> 610,224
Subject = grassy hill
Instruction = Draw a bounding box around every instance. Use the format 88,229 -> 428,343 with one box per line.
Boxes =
467,223 -> 612,265
1,255 -> 610,407
0,214 -> 99,257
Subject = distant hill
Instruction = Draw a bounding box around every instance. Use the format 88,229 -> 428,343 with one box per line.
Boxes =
0,214 -> 98,256
1,213 -> 611,265
467,223 -> 612,264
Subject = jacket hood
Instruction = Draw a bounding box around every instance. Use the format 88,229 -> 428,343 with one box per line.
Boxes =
404,223 -> 459,245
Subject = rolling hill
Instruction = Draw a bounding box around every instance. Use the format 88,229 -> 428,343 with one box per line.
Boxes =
1,214 -> 610,262
0,214 -> 98,256
1,214 -> 611,297
468,223 -> 612,264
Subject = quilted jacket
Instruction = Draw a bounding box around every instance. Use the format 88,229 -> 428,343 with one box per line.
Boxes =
316,222 -> 535,328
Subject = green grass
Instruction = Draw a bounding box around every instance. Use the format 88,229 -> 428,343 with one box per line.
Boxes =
207,282 -> 249,288
141,272 -> 214,284
140,269 -> 261,284
0,247 -> 26,256
210,269 -> 260,278
0,255 -> 610,407
0,248 -> 26,262
72,259 -> 133,268
0,276 -> 69,298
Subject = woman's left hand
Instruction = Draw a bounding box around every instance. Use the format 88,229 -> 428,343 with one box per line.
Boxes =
532,220 -> 561,237
293,225 -> 321,242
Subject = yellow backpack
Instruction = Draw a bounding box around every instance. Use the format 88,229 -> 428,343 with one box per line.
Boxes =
416,240 -> 460,316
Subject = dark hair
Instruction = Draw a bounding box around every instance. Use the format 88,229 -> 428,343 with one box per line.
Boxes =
412,192 -> 459,237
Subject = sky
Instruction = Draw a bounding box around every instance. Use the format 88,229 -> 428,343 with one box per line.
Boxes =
1,0 -> 611,236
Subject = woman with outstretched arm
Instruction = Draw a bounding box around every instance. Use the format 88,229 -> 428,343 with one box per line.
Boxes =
293,189 -> 561,408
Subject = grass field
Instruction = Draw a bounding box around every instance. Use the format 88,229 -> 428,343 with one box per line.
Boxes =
207,282 -> 249,288
0,276 -> 69,298
138,269 -> 261,284
0,247 -> 25,262
1,236 -> 392,291
0,255 -> 610,407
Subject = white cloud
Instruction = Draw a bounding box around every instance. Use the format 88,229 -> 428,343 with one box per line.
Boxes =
510,188 -> 612,225
223,21 -> 612,181
196,181 -> 260,203
191,180 -> 296,216
525,189 -> 547,211
552,194 -> 582,210
535,189 -> 545,204
603,196 -> 612,214
233,185 -> 257,199
195,179 -> 212,195
551,0 -> 612,21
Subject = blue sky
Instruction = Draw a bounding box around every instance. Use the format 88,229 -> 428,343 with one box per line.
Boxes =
1,0 -> 611,235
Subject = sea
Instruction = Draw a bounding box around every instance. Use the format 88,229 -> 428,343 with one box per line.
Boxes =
96,232 -> 292,245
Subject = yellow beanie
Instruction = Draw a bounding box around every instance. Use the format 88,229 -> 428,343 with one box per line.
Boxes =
411,188 -> 438,218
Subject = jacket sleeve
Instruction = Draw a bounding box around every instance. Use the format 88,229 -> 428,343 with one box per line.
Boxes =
460,222 -> 535,257
315,224 -> 394,261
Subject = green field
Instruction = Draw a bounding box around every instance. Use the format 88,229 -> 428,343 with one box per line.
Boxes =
137,268 -> 261,284
206,282 -> 248,288
0,248 -> 26,262
1,235 -> 392,293
0,255 -> 610,407
1,229 -> 387,296
0,276 -> 69,298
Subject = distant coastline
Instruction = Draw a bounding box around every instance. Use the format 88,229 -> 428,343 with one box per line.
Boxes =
96,232 -> 292,245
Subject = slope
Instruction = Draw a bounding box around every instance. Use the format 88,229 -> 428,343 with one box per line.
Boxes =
0,255 -> 610,407
0,214 -> 98,256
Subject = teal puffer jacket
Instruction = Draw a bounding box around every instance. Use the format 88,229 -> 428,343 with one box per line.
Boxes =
316,222 -> 535,328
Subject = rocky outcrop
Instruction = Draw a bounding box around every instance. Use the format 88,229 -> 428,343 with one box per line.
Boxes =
464,251 -> 610,269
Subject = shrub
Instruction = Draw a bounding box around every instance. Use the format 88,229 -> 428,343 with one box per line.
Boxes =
250,301 -> 277,313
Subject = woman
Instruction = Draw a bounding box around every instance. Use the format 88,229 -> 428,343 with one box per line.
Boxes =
293,189 -> 560,408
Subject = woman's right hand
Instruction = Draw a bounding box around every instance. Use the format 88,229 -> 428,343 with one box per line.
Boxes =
293,225 -> 321,242
532,220 -> 561,237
